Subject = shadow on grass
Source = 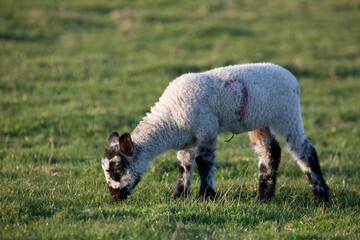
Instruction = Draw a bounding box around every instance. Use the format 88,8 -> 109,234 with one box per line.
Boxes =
77,5 -> 115,15
0,32 -> 49,42
333,66 -> 360,78
193,25 -> 254,38
59,16 -> 113,31
140,14 -> 183,24
173,203 -> 301,228
64,203 -> 141,222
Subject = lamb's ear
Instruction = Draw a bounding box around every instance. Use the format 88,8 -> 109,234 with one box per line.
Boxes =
108,131 -> 120,146
119,133 -> 134,157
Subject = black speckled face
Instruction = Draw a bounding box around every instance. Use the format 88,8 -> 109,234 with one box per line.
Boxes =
102,149 -> 132,201
101,132 -> 141,201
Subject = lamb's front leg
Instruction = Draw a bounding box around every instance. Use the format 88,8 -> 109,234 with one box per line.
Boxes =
173,148 -> 196,199
195,139 -> 217,200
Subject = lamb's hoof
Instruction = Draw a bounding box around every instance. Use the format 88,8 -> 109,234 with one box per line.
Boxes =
308,180 -> 330,202
198,188 -> 216,201
254,188 -> 275,202
172,193 -> 181,199
254,194 -> 273,203
172,190 -> 190,199
311,187 -> 330,203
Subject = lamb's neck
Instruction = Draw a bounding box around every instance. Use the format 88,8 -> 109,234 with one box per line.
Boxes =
131,114 -> 179,163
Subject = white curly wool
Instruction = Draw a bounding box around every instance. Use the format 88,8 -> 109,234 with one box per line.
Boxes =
132,63 -> 303,161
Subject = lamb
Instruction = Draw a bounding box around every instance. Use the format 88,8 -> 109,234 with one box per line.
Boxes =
101,63 -> 329,202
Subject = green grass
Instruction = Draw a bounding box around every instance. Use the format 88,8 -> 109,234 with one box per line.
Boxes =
1,0 -> 360,239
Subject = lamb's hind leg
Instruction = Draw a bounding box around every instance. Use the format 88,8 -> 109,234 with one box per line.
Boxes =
272,114 -> 329,202
173,148 -> 196,199
249,126 -> 281,201
289,138 -> 329,201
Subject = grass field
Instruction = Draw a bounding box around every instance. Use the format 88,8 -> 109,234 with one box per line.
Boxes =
1,0 -> 360,239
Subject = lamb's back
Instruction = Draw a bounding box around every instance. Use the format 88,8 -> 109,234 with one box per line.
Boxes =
153,63 -> 300,133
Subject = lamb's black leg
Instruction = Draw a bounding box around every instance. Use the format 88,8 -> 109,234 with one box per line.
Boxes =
195,141 -> 217,200
301,140 -> 329,202
173,148 -> 195,199
249,127 -> 281,202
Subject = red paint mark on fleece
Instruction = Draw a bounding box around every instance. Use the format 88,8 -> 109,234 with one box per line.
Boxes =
224,79 -> 237,88
224,79 -> 249,122
236,80 -> 249,122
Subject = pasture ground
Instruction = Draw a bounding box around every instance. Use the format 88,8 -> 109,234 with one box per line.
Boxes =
1,0 -> 359,239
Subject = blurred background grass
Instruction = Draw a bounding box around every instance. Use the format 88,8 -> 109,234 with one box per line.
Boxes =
1,0 -> 359,239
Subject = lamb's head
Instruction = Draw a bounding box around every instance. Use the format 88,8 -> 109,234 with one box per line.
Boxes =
101,132 -> 141,201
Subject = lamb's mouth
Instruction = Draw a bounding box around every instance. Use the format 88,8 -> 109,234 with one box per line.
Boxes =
108,186 -> 130,201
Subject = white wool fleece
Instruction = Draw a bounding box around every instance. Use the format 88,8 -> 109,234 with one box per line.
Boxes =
130,63 -> 304,168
